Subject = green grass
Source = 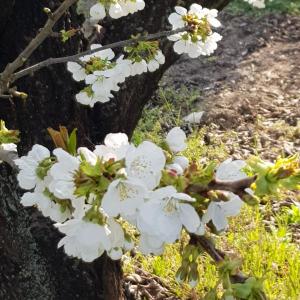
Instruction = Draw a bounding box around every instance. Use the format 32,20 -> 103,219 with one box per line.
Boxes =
132,86 -> 200,145
226,207 -> 300,300
127,85 -> 300,299
227,0 -> 300,15
124,206 -> 300,299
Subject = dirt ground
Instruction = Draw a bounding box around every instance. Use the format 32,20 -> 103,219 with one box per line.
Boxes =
163,12 -> 300,161
125,12 -> 300,300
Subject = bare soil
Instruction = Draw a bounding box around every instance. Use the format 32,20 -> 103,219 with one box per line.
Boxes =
163,12 -> 300,160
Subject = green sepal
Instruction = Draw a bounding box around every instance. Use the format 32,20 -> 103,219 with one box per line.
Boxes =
0,120 -> 20,144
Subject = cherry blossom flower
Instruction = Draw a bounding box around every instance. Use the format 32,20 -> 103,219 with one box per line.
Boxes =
147,50 -> 166,72
15,144 -> 50,190
101,177 -> 148,218
216,159 -> 247,181
244,0 -> 266,8
173,156 -> 189,170
166,163 -> 184,175
139,233 -> 165,255
166,127 -> 187,153
49,148 -> 80,200
106,218 -> 126,260
0,143 -> 18,166
94,132 -> 130,161
183,111 -> 204,124
21,190 -> 71,223
90,2 -> 106,21
56,219 -> 112,262
137,186 -> 200,243
109,0 -> 145,19
67,62 -> 87,82
129,59 -> 148,76
125,141 -> 166,189
90,0 -> 145,21
168,4 -> 222,58
71,46 -> 133,107
202,193 -> 244,231
75,89 -> 112,107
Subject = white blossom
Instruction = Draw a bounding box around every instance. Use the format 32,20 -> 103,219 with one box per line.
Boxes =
21,189 -> 71,223
107,218 -> 126,260
216,159 -> 247,181
15,144 -> 50,190
83,44 -> 115,62
125,141 -> 166,189
139,233 -> 165,255
49,148 -> 80,200
202,193 -> 244,231
244,0 -> 266,8
137,186 -> 200,243
1,143 -> 17,152
94,132 -> 130,161
173,156 -> 189,171
67,62 -> 87,82
72,196 -> 90,219
78,147 -> 98,165
101,177 -> 148,218
183,111 -> 204,124
129,59 -> 148,76
147,50 -> 165,72
166,155 -> 189,175
90,0 -> 145,21
72,46 -> 133,107
56,219 -> 112,262
76,90 -> 111,107
166,163 -> 184,175
90,3 -> 106,21
166,127 -> 187,153
0,143 -> 18,166
168,6 -> 187,29
67,44 -> 114,85
199,32 -> 222,56
168,4 -> 222,58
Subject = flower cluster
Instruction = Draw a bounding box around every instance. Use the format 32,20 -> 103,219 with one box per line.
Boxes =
168,4 -> 222,58
15,127 -> 252,265
69,3 -> 221,107
67,45 -> 132,106
89,0 -> 145,21
124,41 -> 166,75
67,42 -> 165,106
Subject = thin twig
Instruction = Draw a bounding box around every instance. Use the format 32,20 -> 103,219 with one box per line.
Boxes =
11,27 -> 188,82
0,0 -> 77,94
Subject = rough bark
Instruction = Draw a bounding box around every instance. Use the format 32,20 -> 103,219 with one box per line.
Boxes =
0,0 -> 231,299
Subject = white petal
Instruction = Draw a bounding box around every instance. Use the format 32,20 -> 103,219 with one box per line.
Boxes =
216,159 -> 247,181
90,3 -> 106,20
166,127 -> 187,153
183,111 -> 204,124
175,6 -> 187,15
179,203 -> 201,233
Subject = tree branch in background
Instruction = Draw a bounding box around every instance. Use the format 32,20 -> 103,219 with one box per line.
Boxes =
10,27 -> 189,84
0,0 -> 77,94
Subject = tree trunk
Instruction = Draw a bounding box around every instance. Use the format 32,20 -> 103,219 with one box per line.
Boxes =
0,0 -> 231,299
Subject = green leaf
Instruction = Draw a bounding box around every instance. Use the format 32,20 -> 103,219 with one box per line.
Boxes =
67,128 -> 77,156
0,120 -> 20,144
232,282 -> 252,299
